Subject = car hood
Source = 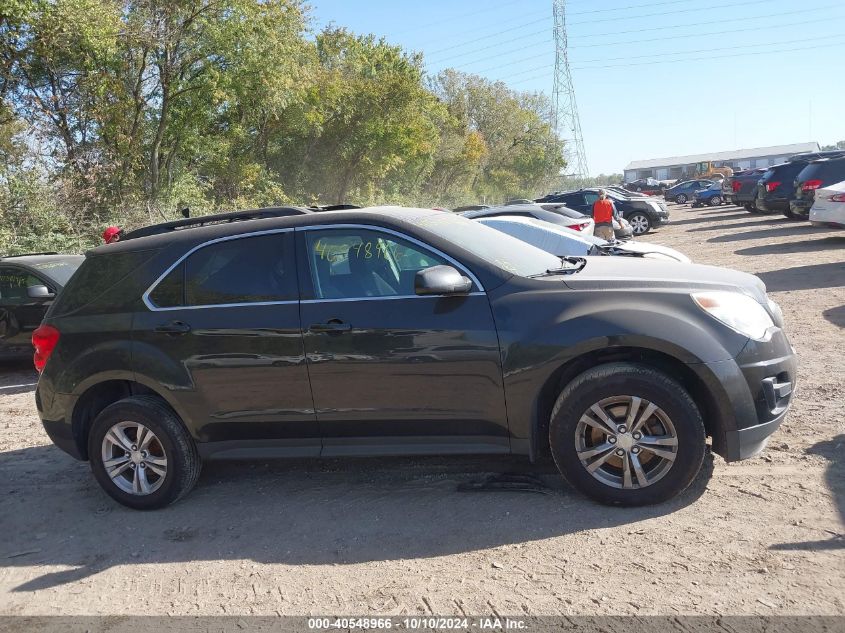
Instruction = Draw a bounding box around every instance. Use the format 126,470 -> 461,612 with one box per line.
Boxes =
561,257 -> 767,301
602,241 -> 690,263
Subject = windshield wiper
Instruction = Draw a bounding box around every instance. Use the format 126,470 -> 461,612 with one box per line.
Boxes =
528,256 -> 587,277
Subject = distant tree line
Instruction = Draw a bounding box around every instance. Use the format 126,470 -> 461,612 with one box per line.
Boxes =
0,0 -> 567,253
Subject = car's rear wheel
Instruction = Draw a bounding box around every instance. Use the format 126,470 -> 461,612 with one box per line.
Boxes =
628,213 -> 651,234
709,195 -> 722,206
675,194 -> 687,204
783,207 -> 800,220
744,202 -> 759,213
88,395 -> 201,510
549,363 -> 706,506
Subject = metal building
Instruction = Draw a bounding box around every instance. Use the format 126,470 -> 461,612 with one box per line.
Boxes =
623,142 -> 820,182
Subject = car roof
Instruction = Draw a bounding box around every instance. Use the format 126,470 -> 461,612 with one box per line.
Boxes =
0,253 -> 83,266
90,206 -> 451,256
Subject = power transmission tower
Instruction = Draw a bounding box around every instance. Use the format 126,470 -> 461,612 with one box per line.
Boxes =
552,0 -> 589,180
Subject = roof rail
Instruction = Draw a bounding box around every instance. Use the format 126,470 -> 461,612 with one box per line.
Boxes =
787,150 -> 845,162
308,204 -> 362,212
0,252 -> 59,258
121,207 -> 311,241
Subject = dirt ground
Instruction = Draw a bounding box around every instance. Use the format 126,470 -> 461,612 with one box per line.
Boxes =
0,201 -> 843,617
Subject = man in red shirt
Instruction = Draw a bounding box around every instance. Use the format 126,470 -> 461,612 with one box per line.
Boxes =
592,190 -> 617,241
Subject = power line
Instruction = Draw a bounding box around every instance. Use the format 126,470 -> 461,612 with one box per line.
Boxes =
391,0 -> 530,36
498,37 -> 845,86
456,28 -> 843,78
425,5 -> 838,69
425,0 -> 831,69
426,16 -> 550,56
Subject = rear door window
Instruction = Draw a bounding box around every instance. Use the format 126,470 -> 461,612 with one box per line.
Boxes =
148,232 -> 295,308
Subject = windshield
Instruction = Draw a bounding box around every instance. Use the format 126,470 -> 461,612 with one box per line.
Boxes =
410,212 -> 562,277
27,257 -> 84,286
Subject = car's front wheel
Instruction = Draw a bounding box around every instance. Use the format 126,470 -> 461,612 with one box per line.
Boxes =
627,212 -> 651,234
549,363 -> 706,506
675,194 -> 687,204
88,396 -> 202,510
709,195 -> 722,206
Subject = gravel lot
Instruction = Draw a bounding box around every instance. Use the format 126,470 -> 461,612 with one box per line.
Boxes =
0,201 -> 843,616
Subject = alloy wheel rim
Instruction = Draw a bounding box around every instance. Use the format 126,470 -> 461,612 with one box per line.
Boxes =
101,421 -> 168,495
575,395 -> 678,489
630,215 -> 649,233
677,195 -> 686,203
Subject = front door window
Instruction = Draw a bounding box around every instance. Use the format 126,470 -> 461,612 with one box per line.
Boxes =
304,229 -> 451,300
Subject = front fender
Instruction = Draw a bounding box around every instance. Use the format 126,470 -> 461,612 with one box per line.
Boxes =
489,285 -> 750,444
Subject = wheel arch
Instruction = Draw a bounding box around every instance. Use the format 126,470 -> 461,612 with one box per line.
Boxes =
70,378 -> 182,460
529,346 -> 726,462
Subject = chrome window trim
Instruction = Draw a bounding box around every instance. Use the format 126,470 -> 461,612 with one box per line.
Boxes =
301,292 -> 486,304
142,223 -> 485,311
299,223 -> 485,299
142,227 -> 296,312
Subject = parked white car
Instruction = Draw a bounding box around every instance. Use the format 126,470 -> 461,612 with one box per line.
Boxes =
809,180 -> 845,228
476,216 -> 690,262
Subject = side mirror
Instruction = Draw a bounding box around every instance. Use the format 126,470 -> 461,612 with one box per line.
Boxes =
414,265 -> 472,296
27,285 -> 55,299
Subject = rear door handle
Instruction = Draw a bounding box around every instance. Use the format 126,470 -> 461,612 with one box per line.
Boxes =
154,320 -> 191,335
309,320 -> 351,333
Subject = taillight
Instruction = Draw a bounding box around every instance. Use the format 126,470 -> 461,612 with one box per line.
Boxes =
568,222 -> 590,232
802,179 -> 823,191
32,324 -> 60,372
765,181 -> 781,192
732,181 -> 741,192
831,193 -> 845,202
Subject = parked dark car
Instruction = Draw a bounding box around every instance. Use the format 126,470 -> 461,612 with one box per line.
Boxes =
722,169 -> 765,211
537,188 -> 669,235
788,156 -> 845,220
0,253 -> 83,358
624,178 -> 665,196
664,180 -> 713,204
35,207 -> 794,510
691,181 -> 725,207
755,152 -> 845,215
755,161 -> 811,214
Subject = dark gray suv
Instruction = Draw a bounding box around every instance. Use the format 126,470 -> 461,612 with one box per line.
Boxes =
34,207 -> 796,509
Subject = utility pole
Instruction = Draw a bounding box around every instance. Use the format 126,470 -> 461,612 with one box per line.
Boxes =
552,0 -> 589,180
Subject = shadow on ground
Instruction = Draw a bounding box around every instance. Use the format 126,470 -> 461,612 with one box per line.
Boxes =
822,305 -> 845,328
0,443 -> 714,592
707,225 -> 830,244
770,435 -> 844,552
688,218 -> 790,233
735,236 -> 845,256
757,262 -> 845,292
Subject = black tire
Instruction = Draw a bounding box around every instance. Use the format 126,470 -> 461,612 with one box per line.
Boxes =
783,207 -> 800,220
744,202 -> 760,214
675,194 -> 687,204
548,363 -> 706,506
88,395 -> 201,510
709,195 -> 722,206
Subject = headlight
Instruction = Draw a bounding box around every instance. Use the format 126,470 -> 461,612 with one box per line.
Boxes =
692,291 -> 775,340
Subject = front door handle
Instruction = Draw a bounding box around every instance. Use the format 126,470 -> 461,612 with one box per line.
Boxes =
309,320 -> 351,333
154,320 -> 191,335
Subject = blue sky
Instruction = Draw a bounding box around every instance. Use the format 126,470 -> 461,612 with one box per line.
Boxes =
308,0 -> 845,176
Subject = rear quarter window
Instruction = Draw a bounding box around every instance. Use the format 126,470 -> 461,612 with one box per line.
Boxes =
49,250 -> 160,316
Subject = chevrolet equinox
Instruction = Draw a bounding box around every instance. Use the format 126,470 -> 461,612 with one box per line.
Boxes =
34,207 -> 796,509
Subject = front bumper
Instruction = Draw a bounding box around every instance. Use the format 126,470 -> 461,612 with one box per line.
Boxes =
698,328 -> 797,462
